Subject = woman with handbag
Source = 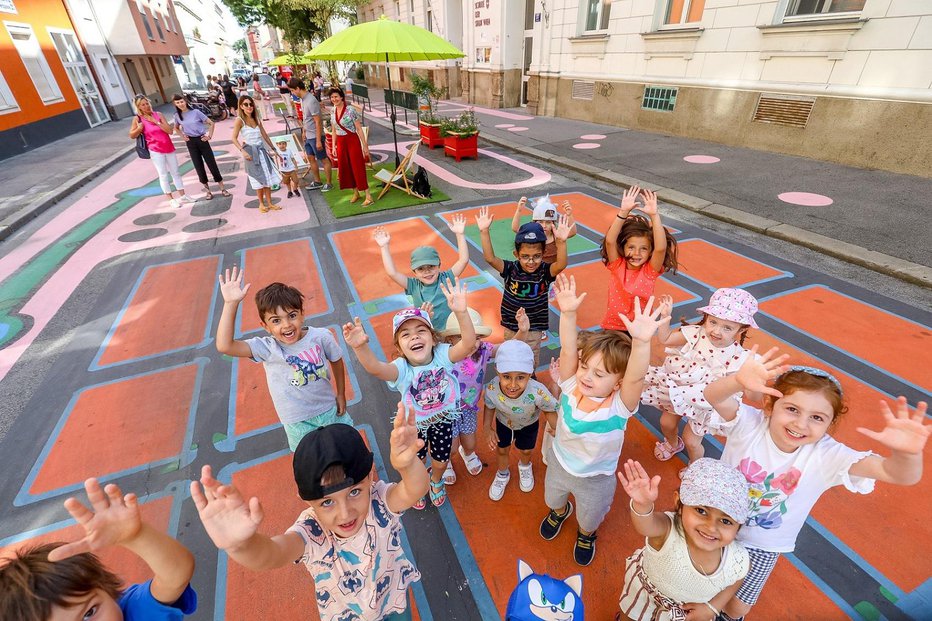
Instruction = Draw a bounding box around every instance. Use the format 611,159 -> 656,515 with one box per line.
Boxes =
328,87 -> 372,206
231,94 -> 282,213
129,95 -> 193,208
172,93 -> 230,200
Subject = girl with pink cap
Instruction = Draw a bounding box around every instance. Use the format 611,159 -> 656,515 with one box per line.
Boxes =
643,288 -> 761,466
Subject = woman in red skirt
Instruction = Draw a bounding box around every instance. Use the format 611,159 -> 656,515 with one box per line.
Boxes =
328,87 -> 373,206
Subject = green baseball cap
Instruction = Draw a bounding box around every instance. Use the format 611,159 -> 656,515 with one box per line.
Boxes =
410,246 -> 440,269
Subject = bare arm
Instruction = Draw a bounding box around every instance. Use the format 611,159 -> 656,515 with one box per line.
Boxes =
216,267 -> 254,358
444,280 -> 476,362
373,227 -> 407,288
617,460 -> 670,540
354,118 -> 369,155
619,297 -> 670,411
848,398 -> 928,485
129,116 -> 143,139
331,357 -> 347,414
548,215 -> 572,277
638,190 -> 667,274
510,196 -> 528,233
257,120 -> 278,153
552,274 -> 583,381
385,402 -> 431,512
342,317 -> 399,381
705,347 -> 790,422
604,186 -> 640,263
231,118 -> 245,153
155,112 -> 172,134
476,207 -> 505,272
447,214 -> 470,276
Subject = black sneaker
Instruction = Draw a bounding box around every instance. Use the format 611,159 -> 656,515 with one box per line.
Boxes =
287,191 -> 294,198
539,502 -> 573,540
574,530 -> 597,566
294,189 -> 301,196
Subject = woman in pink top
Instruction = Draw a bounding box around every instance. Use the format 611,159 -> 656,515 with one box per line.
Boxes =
599,186 -> 678,331
128,96 -> 192,208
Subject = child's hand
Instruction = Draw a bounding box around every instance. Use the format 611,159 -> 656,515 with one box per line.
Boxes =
515,307 -> 529,333
518,196 -> 528,209
476,206 -> 493,231
440,277 -> 468,314
219,266 -> 251,304
640,189 -> 658,217
487,422 -> 498,451
553,273 -> 587,313
620,296 -> 670,342
658,294 -> 674,318
390,402 -> 425,470
373,226 -> 391,247
682,602 -> 718,621
617,459 -> 660,507
336,394 -> 347,416
620,185 -> 640,214
447,213 -> 466,235
857,397 -> 929,455
553,214 -> 572,241
548,357 -> 561,386
342,317 -> 369,349
734,346 -> 790,396
47,479 -> 143,561
419,301 -> 435,319
191,465 -> 264,552
561,200 -> 572,217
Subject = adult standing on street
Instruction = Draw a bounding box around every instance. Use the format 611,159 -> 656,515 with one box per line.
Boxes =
231,94 -> 282,213
251,73 -> 271,119
129,95 -> 193,208
172,93 -> 230,200
219,74 -> 238,112
277,72 -> 294,118
328,87 -> 372,206
288,78 -> 332,192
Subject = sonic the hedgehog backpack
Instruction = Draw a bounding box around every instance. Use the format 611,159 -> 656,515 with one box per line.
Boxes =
505,559 -> 584,621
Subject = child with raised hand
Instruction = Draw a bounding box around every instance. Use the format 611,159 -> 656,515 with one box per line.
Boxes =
510,195 -> 578,265
485,338 -> 557,500
600,186 -> 678,332
617,458 -> 750,621
373,213 -> 470,328
0,478 -> 197,620
343,278 -> 475,509
192,403 -> 429,621
645,288 -> 760,465
477,205 -> 572,369
540,273 -> 670,566
216,267 -> 351,451
704,350 -> 929,621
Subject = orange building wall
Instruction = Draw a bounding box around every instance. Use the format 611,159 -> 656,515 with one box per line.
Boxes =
0,0 -> 82,132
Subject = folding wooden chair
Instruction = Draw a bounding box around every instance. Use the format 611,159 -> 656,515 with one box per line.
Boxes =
374,142 -> 421,201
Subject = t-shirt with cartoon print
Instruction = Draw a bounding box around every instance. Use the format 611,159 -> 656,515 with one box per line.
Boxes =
388,343 -> 460,430
719,404 -> 874,553
451,341 -> 494,416
499,260 -> 556,332
601,258 -> 662,330
288,480 -> 420,621
484,377 -> 556,430
246,327 -> 342,424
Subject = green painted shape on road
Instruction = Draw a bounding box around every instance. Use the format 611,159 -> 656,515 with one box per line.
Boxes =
464,216 -> 597,261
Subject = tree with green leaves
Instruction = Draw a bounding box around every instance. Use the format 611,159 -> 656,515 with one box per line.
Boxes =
232,38 -> 249,62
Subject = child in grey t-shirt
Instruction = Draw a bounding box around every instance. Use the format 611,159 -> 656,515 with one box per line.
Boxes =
216,268 -> 352,450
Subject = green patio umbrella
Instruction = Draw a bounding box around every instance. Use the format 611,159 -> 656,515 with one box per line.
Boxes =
305,15 -> 464,165
267,53 -> 306,67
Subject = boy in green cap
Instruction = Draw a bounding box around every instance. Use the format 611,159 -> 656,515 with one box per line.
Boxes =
373,214 -> 470,327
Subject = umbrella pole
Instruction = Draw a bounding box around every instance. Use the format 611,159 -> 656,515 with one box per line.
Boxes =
385,53 -> 401,168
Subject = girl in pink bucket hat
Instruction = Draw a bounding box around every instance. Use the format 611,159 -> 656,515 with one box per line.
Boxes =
642,288 -> 760,465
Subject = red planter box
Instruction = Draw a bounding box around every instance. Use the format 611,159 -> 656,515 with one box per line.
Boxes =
443,132 -> 478,162
420,123 -> 443,149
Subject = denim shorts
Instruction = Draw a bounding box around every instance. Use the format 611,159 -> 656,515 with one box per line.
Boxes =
304,138 -> 329,161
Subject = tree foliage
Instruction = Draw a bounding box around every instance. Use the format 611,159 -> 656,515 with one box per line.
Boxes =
221,0 -> 365,45
232,38 -> 249,62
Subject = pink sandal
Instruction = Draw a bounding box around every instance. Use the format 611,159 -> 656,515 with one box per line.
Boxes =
653,437 -> 685,461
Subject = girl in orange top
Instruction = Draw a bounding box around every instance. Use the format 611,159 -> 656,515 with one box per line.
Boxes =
599,186 -> 678,331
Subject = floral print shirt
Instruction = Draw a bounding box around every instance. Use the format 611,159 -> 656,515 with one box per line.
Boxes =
450,341 -> 494,416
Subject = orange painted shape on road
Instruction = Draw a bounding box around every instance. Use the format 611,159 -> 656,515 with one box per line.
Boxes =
239,240 -> 328,333
546,191 -> 618,234
97,256 -> 219,366
759,286 -> 932,389
30,365 -> 198,495
330,219 -> 479,302
677,239 -> 785,289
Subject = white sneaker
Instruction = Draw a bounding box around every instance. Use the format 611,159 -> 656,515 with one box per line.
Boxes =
488,470 -> 510,501
518,462 -> 534,492
179,194 -> 196,204
169,198 -> 180,209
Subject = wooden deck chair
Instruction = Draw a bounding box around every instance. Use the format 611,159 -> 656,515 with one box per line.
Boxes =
374,142 -> 421,201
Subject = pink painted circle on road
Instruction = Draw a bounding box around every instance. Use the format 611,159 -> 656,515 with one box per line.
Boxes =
507,126 -> 530,132
580,134 -> 606,140
683,155 -> 721,164
495,123 -> 515,129
778,192 -> 834,207
573,143 -> 601,150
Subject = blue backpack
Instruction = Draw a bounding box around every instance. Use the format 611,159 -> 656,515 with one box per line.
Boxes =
505,560 -> 584,620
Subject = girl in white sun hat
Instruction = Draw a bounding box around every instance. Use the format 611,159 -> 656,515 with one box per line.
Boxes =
643,288 -> 761,466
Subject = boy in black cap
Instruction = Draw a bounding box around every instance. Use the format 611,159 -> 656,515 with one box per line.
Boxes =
476,205 -> 571,369
191,403 -> 429,621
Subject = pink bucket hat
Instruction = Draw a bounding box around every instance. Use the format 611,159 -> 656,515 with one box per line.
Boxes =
392,307 -> 433,335
696,288 -> 759,328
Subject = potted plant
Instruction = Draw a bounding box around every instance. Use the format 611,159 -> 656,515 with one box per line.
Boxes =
441,110 -> 479,161
411,72 -> 445,149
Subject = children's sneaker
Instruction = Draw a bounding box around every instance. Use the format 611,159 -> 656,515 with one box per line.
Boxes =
287,191 -> 294,198
306,181 -> 323,190
321,183 -> 333,192
539,502 -> 573,540
488,470 -> 510,501
574,530 -> 598,566
518,462 -> 534,492
458,445 -> 483,476
294,189 -> 301,196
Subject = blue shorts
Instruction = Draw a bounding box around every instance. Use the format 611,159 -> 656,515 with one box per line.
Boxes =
304,138 -> 329,161
282,406 -> 354,451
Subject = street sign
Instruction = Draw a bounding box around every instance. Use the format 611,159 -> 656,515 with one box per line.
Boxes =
209,57 -> 216,64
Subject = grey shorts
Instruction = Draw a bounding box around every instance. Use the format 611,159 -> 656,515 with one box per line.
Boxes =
543,445 -> 617,533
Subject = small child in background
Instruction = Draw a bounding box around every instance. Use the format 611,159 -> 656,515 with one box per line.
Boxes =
274,138 -> 304,198
0,478 -> 197,620
343,279 -> 476,509
192,405 -> 429,621
645,288 -> 760,465
477,206 -> 571,369
216,268 -> 351,451
374,214 -> 470,328
600,186 -> 678,332
617,458 -> 750,621
541,273 -> 669,566
510,195 -> 578,264
485,338 -> 557,500
704,351 -> 929,620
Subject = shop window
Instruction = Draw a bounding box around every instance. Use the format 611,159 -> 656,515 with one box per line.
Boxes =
4,22 -> 63,103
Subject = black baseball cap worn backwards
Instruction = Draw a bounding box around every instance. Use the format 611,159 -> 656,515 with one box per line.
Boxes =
293,424 -> 374,501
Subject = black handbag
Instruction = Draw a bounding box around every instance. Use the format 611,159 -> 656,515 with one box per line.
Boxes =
135,116 -> 150,159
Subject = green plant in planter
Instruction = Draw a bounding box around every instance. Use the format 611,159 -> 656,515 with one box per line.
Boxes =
440,110 -> 479,137
410,72 -> 445,124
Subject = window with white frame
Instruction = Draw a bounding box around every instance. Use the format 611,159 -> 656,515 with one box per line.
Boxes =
785,0 -> 865,18
661,0 -> 705,26
426,8 -> 432,31
0,70 -> 19,112
4,22 -> 64,103
582,0 -> 611,32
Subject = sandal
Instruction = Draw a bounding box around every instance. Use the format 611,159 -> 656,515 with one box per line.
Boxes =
349,194 -> 360,204
428,478 -> 446,507
268,203 -> 282,211
412,496 -> 427,511
203,187 -> 214,200
220,189 -> 232,197
361,198 -> 374,207
259,204 -> 270,213
442,462 -> 456,486
653,437 -> 685,461
458,446 -> 483,476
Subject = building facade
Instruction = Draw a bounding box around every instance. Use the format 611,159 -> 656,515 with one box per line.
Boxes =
173,0 -> 237,88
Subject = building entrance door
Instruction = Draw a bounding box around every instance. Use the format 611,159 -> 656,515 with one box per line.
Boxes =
520,0 -> 534,106
50,31 -> 109,126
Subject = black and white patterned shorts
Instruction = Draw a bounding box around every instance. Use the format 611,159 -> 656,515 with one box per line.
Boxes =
735,547 -> 781,606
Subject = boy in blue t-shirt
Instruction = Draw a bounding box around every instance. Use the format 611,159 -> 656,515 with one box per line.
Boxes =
373,214 -> 470,328
0,478 -> 197,620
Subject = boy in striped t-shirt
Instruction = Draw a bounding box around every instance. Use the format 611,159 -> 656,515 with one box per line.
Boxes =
476,205 -> 570,369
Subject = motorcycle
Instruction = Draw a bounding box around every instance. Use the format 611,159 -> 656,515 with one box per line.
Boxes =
186,90 -> 229,121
